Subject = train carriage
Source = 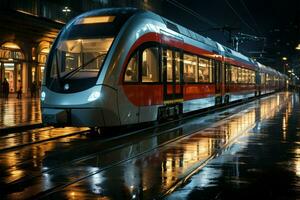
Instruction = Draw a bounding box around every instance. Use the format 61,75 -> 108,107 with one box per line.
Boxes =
41,8 -> 287,132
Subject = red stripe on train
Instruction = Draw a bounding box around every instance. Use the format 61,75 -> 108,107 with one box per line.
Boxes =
121,32 -> 258,106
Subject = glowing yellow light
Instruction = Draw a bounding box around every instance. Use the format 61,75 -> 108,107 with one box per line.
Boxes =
282,57 -> 288,61
41,48 -> 50,54
2,42 -> 21,50
77,16 -> 115,24
296,44 -> 300,50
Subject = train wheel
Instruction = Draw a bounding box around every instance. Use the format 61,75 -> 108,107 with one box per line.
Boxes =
175,103 -> 183,119
224,95 -> 229,104
215,96 -> 222,105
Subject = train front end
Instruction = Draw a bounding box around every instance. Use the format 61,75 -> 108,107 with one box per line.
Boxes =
41,8 -> 137,128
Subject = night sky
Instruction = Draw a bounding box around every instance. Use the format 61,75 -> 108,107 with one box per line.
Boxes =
161,0 -> 300,74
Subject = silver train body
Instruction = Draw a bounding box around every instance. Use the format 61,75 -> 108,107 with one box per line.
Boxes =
41,8 -> 287,128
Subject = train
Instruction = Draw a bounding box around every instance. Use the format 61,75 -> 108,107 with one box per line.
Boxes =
41,8 -> 288,133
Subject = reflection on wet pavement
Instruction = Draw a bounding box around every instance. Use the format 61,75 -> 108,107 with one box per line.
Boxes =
166,92 -> 300,200
0,98 -> 41,128
44,93 -> 294,199
0,127 -> 88,151
0,127 -> 88,185
1,92 -> 297,200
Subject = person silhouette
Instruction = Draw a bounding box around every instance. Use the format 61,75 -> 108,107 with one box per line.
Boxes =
2,78 -> 9,99
17,86 -> 22,99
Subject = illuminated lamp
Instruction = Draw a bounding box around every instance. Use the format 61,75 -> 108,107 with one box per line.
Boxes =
2,42 -> 21,50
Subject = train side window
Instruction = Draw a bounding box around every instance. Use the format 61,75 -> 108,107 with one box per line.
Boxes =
251,71 -> 255,84
242,69 -> 248,83
261,73 -> 265,84
174,51 -> 181,83
248,70 -> 251,84
183,54 -> 197,83
225,64 -> 231,83
142,47 -> 159,83
238,67 -> 243,83
231,66 -> 238,83
124,52 -> 139,82
198,57 -> 213,83
165,49 -> 173,82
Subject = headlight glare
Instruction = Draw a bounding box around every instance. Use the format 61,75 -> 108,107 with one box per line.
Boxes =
88,91 -> 101,102
41,91 -> 46,101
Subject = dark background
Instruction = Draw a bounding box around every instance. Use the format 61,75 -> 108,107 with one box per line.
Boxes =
161,0 -> 300,76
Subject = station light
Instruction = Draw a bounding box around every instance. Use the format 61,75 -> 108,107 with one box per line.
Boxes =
2,42 -> 21,50
282,57 -> 287,61
62,6 -> 71,15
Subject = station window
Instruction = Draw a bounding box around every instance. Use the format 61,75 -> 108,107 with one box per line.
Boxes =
124,52 -> 139,82
183,54 -> 197,83
142,47 -> 159,83
198,57 -> 213,83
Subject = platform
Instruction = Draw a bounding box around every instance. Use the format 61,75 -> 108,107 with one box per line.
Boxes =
166,92 -> 300,199
0,96 -> 41,130
1,92 -> 300,199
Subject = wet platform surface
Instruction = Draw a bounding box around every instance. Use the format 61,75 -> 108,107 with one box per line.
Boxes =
0,92 -> 299,199
0,97 -> 41,129
167,93 -> 300,200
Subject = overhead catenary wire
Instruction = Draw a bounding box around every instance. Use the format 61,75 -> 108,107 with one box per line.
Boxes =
165,0 -> 219,28
224,0 -> 257,34
239,0 -> 262,36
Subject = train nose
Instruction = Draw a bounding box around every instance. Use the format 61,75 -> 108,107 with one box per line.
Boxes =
42,108 -> 69,125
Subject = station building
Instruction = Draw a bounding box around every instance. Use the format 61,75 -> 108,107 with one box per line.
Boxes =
0,0 -> 161,96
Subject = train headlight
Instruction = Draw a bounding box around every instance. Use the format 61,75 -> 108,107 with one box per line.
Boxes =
41,91 -> 46,101
88,91 -> 101,102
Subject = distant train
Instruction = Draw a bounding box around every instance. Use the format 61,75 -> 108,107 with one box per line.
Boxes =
41,8 -> 288,133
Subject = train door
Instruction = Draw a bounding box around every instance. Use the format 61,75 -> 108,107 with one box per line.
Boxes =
255,71 -> 260,96
214,60 -> 222,104
159,48 -> 183,119
224,63 -> 230,103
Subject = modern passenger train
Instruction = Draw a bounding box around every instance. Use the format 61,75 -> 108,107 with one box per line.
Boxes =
41,8 -> 288,133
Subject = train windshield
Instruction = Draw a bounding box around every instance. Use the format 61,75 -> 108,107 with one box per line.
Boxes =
50,38 -> 114,80
45,8 -> 138,93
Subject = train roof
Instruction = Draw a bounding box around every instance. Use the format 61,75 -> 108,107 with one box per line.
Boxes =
74,7 -> 139,19
71,8 -> 284,75
257,62 -> 287,77
71,8 -> 258,67
160,13 -> 256,68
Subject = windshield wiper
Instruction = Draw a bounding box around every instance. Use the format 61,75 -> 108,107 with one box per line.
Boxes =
60,54 -> 106,80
